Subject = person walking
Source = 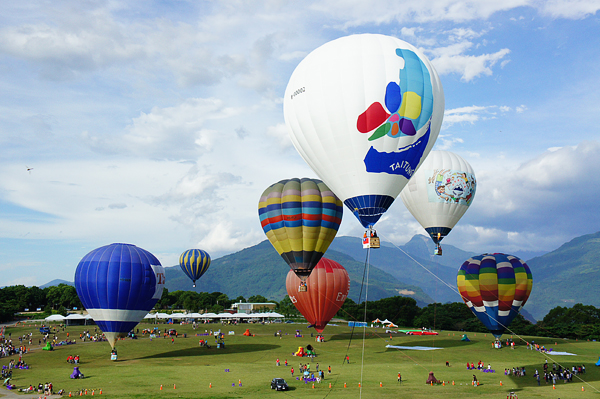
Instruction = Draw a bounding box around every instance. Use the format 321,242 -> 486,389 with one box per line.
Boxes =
398,372 -> 402,383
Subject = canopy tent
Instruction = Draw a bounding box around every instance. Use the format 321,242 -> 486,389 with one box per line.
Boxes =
65,313 -> 90,326
45,314 -> 66,322
386,322 -> 398,328
381,319 -> 392,324
372,318 -> 382,323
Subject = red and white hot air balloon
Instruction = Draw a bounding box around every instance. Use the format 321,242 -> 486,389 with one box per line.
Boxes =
286,258 -> 350,333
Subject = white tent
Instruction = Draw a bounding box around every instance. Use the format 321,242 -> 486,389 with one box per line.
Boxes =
65,313 -> 88,326
45,314 -> 66,322
381,319 -> 392,324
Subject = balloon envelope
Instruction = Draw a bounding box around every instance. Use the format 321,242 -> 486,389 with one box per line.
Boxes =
259,178 -> 343,280
74,243 -> 165,348
286,258 -> 350,333
457,253 -> 533,338
284,33 -> 444,228
179,249 -> 211,287
400,150 -> 476,244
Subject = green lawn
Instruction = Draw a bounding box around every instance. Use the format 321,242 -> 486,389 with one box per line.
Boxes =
2,321 -> 599,398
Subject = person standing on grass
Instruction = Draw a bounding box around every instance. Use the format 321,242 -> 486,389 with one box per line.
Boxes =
328,365 -> 331,374
398,372 -> 402,383
291,367 -> 294,377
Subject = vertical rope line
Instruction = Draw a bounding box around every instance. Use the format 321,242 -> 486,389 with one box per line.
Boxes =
360,245 -> 370,398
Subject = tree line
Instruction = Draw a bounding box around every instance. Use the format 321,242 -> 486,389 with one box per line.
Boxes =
2,284 -> 599,340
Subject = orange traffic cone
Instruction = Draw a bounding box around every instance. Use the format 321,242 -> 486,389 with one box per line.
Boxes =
209,383 -> 212,388
69,393 -> 72,398
312,383 -> 315,389
452,381 -> 455,385
85,389 -> 88,395
431,382 -> 433,386
500,381 -> 503,386
380,382 -> 382,387
92,390 -> 95,396
477,381 -> 479,386
553,384 -> 556,389
582,386 -> 585,391
443,381 -> 445,386
344,383 -> 347,388
174,384 -> 176,390
160,385 -> 163,390
329,383 -> 331,388
358,383 -> 361,388
99,390 -> 102,395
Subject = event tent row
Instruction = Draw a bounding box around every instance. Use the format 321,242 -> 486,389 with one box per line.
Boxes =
143,312 -> 285,320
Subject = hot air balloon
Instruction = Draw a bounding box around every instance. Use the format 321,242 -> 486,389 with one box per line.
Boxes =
457,253 -> 533,338
400,150 -> 476,255
286,258 -> 350,333
284,34 -> 444,230
74,243 -> 165,350
259,178 -> 343,287
179,249 -> 211,287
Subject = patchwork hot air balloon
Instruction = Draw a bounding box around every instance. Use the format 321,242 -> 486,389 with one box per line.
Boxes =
179,249 -> 211,287
259,178 -> 343,282
400,150 -> 476,255
286,258 -> 350,333
74,243 -> 165,349
284,34 -> 444,228
457,253 -> 533,338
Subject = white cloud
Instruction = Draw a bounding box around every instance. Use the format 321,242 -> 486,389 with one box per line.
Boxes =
83,98 -> 239,159
431,46 -> 510,81
540,0 -> 600,19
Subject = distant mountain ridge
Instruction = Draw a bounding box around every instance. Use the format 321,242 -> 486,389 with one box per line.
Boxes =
523,231 -> 600,320
163,240 -> 433,306
38,232 -> 600,321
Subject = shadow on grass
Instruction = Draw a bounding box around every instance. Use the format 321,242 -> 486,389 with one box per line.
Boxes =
135,343 -> 281,360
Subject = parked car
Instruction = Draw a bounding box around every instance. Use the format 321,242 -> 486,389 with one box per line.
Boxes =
270,378 -> 289,391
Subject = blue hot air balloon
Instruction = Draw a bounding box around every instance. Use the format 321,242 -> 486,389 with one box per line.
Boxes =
74,243 -> 165,349
179,249 -> 211,287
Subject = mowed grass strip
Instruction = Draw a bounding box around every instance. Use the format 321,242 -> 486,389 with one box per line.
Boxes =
2,321 -> 600,398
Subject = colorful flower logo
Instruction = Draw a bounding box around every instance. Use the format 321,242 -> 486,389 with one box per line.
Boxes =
356,48 -> 434,142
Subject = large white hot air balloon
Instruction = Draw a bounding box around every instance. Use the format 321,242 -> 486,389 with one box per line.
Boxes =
400,150 -> 476,255
284,34 -> 444,229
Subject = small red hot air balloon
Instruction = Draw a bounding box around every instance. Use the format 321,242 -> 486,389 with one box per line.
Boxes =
286,258 -> 350,333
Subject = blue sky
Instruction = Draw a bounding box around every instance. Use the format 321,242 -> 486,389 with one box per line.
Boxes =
1,1 -> 599,287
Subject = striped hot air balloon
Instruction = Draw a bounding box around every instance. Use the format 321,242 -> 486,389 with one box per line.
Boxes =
179,249 -> 211,287
74,243 -> 165,349
258,178 -> 343,281
457,253 -> 533,338
286,258 -> 350,333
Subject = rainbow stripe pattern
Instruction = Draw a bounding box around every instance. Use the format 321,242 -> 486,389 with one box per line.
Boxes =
258,178 -> 343,280
457,253 -> 533,337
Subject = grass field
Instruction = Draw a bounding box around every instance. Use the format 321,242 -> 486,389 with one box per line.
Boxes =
2,321 -> 600,398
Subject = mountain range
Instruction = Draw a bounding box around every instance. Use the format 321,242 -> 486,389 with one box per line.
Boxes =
39,231 -> 600,322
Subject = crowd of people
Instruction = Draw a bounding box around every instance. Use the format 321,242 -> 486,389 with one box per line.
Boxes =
467,360 -> 492,370
534,361 -> 586,385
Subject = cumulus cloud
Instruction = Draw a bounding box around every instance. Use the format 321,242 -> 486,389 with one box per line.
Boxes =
540,0 -> 600,19
431,45 -> 510,81
83,98 -> 239,159
466,141 -> 600,250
